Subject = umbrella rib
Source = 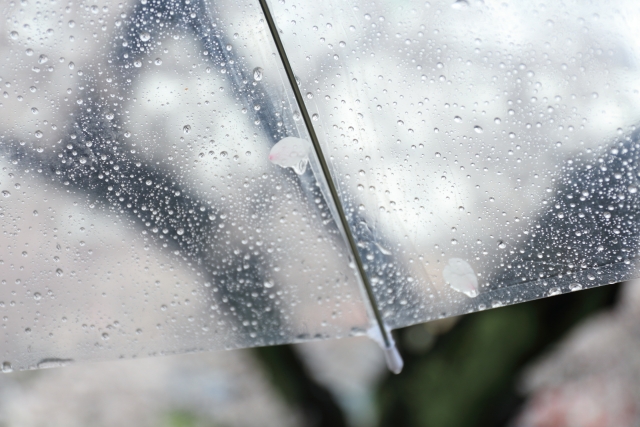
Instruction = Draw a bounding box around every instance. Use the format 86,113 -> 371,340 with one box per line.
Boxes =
257,0 -> 392,349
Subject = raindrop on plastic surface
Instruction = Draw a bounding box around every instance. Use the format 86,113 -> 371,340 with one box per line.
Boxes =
183,125 -> 191,134
443,258 -> 478,298
474,125 -> 483,133
628,184 -> 638,194
253,67 -> 263,81
1,362 -> 12,373
9,31 -> 18,40
140,32 -> 151,41
154,58 -> 162,65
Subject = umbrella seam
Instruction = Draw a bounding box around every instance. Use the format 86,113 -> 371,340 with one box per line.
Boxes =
256,0 -> 392,348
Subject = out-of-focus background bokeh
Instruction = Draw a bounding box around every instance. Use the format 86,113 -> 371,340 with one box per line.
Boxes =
0,279 -> 636,427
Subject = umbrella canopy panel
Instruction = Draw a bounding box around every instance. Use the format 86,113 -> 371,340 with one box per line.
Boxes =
0,0 -> 372,370
269,0 -> 640,328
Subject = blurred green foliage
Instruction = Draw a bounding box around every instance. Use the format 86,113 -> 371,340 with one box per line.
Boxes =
376,283 -> 620,427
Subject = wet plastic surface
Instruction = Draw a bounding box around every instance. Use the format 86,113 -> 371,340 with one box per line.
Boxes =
0,0 -> 369,370
3,0 -> 640,370
269,0 -> 640,327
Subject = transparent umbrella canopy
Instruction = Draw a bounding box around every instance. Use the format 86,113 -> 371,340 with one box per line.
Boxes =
1,0 -> 639,373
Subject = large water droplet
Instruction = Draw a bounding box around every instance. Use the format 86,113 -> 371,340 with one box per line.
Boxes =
253,67 -> 263,81
183,125 -> 191,134
140,32 -> 151,42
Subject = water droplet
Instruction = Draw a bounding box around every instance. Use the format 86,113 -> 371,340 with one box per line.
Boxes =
2,191 -> 10,198
140,32 -> 151,41
454,116 -> 462,123
253,67 -> 263,81
569,283 -> 582,292
25,48 -> 33,56
628,184 -> 638,194
312,114 -> 319,121
154,58 -> 162,65
474,125 -> 483,133
397,120 -> 404,126
68,20 -> 75,28
2,362 -> 12,373
145,179 -> 152,186
183,125 -> 191,134
498,241 -> 506,249
33,210 -> 38,216
101,333 -> 109,341
31,107 -> 38,114
177,228 -> 185,236
33,292 -> 41,301
9,31 -> 18,40
55,268 -> 63,277
38,54 -> 48,64
133,60 -> 142,68
450,238 -> 458,245
35,130 -> 43,138
264,281 -> 274,288
451,0 -> 470,9
548,287 -> 561,296
494,117 -> 501,124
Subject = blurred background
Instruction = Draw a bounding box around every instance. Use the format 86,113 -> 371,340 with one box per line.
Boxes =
0,279 -> 634,427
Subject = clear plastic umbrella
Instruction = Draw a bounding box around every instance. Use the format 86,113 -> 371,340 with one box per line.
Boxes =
1,0 -> 639,373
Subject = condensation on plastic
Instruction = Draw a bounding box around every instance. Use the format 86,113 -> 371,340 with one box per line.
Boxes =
0,0 -> 372,371
269,0 -> 640,328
